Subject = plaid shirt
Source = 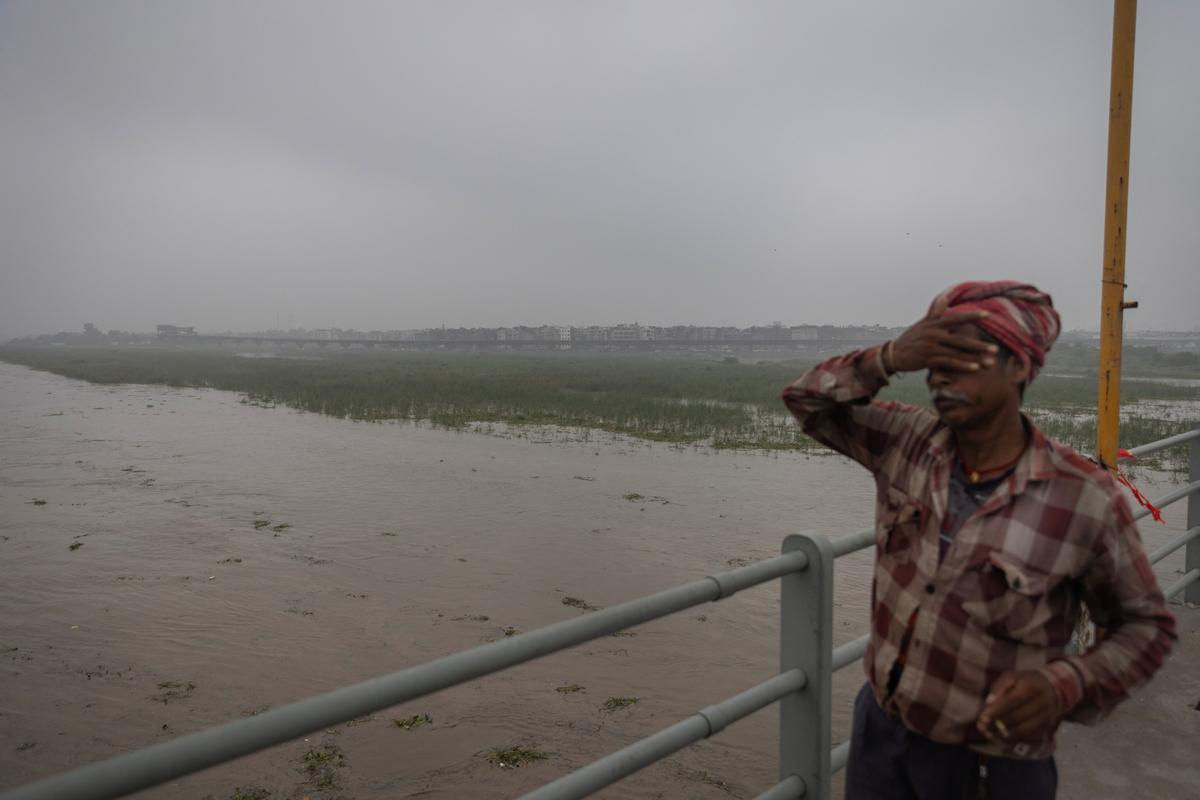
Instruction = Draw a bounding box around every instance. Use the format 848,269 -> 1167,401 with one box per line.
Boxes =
782,345 -> 1176,758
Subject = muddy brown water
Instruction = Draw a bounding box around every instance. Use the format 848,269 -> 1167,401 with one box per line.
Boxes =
0,362 -> 1193,799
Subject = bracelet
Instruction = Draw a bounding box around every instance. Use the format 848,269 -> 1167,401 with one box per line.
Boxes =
883,340 -> 897,374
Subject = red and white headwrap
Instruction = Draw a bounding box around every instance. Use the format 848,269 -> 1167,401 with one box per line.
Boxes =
929,281 -> 1061,383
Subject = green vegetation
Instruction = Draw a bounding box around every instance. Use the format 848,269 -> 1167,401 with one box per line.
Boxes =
555,684 -> 585,694
1050,344 -> 1200,378
484,745 -> 547,768
229,788 -> 270,800
393,713 -> 432,730
1,347 -> 1194,458
600,696 -> 639,712
69,542 -> 83,551
302,745 -> 345,789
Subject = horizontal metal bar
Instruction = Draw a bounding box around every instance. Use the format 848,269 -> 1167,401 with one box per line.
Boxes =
1133,480 -> 1200,521
1150,526 -> 1200,565
1126,429 -> 1200,458
520,669 -> 807,800
754,775 -> 806,800
708,550 -> 812,599
831,740 -> 851,773
1,551 -> 809,800
832,635 -> 870,672
831,528 -> 875,558
1165,568 -> 1200,600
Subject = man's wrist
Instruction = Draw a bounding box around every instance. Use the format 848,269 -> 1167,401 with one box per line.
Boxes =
1038,660 -> 1085,715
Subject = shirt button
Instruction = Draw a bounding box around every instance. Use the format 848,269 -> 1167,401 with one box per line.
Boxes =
925,584 -> 935,595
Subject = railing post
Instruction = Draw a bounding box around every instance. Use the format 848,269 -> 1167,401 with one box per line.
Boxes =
1186,437 -> 1200,605
780,532 -> 834,799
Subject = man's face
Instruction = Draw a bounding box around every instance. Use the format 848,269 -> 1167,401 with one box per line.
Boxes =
925,324 -> 1028,430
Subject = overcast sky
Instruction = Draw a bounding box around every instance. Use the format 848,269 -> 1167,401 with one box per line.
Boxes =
2,1 -> 1198,338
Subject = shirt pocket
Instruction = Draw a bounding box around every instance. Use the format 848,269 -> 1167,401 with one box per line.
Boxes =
875,486 -> 924,561
960,550 -> 1071,646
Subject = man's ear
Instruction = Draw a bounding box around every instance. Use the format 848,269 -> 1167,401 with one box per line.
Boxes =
1007,357 -> 1031,389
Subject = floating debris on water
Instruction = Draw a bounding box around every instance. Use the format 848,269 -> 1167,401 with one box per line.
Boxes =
153,681 -> 196,703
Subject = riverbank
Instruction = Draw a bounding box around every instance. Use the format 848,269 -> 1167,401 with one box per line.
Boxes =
1,347 -> 1196,463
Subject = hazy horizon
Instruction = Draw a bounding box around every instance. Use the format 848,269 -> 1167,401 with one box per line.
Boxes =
3,2 -> 1199,340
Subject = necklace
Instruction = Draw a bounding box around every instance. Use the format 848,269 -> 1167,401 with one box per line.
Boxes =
958,448 -> 1024,483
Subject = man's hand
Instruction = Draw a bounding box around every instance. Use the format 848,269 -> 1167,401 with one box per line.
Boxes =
887,299 -> 997,374
976,671 -> 1062,745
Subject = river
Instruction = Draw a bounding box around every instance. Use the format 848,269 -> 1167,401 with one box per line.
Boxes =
0,362 -> 1194,799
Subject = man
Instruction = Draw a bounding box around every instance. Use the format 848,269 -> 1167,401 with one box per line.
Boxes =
782,281 -> 1176,799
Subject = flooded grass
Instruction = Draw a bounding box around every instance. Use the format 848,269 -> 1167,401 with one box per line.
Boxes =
1,346 -> 1193,454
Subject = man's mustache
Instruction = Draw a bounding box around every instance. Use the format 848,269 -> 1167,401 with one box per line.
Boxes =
930,388 -> 970,404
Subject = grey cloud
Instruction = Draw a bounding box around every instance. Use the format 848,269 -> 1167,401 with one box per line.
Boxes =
2,1 -> 1197,337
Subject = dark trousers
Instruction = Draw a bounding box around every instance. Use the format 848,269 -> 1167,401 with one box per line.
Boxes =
845,683 -> 1057,800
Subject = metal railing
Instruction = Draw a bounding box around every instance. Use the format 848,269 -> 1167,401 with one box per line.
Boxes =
3,429 -> 1197,800
1129,428 -> 1200,602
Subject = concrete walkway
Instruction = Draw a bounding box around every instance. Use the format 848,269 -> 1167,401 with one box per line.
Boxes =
1057,602 -> 1199,798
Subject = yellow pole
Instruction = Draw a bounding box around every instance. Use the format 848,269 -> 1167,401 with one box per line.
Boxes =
1097,0 -> 1138,469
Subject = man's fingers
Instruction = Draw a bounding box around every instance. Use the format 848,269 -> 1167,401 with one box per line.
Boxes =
1007,710 -> 1054,742
985,683 -> 1042,722
932,310 -> 990,328
926,295 -> 950,320
979,672 -> 1022,721
979,676 -> 1017,719
930,330 -> 999,354
1004,697 -> 1053,728
928,357 -> 983,373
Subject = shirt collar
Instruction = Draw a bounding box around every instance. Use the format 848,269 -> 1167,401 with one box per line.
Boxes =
927,413 -> 1057,491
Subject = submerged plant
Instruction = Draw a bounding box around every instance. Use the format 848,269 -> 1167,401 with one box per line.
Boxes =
393,713 -> 432,730
600,696 -> 639,712
484,746 -> 547,769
